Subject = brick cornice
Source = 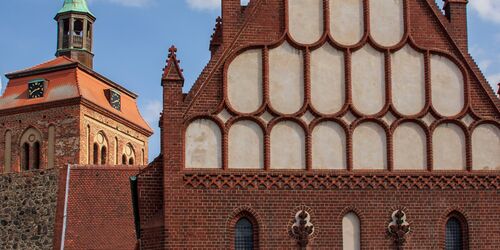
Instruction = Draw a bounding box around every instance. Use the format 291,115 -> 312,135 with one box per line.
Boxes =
0,97 -> 81,116
183,171 -> 500,190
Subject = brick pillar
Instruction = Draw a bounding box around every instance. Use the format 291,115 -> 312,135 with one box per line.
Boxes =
443,0 -> 468,51
161,46 -> 185,171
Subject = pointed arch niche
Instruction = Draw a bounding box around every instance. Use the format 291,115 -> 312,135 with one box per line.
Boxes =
93,131 -> 109,165
19,127 -> 43,171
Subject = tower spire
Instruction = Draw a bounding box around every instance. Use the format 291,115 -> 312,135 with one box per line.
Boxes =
57,0 -> 94,18
55,0 -> 96,68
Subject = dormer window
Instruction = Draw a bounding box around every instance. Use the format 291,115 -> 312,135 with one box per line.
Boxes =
107,89 -> 121,111
28,79 -> 46,99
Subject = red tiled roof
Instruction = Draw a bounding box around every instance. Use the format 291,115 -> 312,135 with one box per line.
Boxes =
61,166 -> 140,250
0,57 -> 153,134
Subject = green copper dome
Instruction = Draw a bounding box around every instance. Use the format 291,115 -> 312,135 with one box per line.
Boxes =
57,0 -> 94,17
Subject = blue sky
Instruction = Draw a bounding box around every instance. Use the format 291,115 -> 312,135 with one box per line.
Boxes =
0,0 -> 499,161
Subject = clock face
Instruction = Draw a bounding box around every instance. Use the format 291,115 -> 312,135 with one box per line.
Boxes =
28,81 -> 45,99
110,90 -> 121,110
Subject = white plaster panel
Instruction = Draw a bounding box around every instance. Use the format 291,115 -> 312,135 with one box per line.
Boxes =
227,49 -> 263,113
228,120 -> 264,169
433,123 -> 466,170
393,123 -> 427,170
312,122 -> 346,169
311,45 -> 345,114
431,55 -> 465,117
391,45 -> 425,115
353,122 -> 386,170
269,42 -> 304,114
369,0 -> 405,47
351,45 -> 385,115
288,0 -> 324,45
330,0 -> 364,46
270,121 -> 305,169
185,119 -> 222,169
343,212 -> 361,250
472,124 -> 500,170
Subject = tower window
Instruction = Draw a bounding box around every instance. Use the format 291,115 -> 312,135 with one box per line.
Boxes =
101,146 -> 107,165
93,143 -> 99,165
122,154 -> 127,165
19,127 -> 42,171
446,217 -> 464,250
63,19 -> 70,35
62,19 -> 70,49
32,142 -> 40,170
21,143 -> 30,171
74,19 -> 84,36
235,218 -> 254,250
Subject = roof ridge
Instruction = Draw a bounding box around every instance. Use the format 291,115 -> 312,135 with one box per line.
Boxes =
5,56 -> 74,76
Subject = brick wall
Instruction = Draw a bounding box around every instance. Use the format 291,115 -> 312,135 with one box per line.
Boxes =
0,105 -> 81,173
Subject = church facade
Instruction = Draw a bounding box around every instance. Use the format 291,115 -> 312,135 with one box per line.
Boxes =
137,0 -> 500,249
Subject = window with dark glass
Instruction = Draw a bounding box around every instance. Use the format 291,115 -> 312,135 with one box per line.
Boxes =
21,143 -> 30,171
101,146 -> 107,165
93,143 -> 99,165
445,217 -> 463,250
32,142 -> 40,170
235,218 -> 254,250
122,155 -> 127,165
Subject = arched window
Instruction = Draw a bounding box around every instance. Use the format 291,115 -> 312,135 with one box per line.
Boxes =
32,142 -> 40,170
93,132 -> 108,165
343,212 -> 361,250
122,143 -> 136,165
235,218 -> 254,250
21,143 -> 30,171
19,127 -> 42,171
93,143 -> 99,165
446,217 -> 465,250
101,146 -> 107,165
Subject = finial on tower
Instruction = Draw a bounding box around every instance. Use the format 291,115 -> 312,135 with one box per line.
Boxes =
55,0 -> 96,68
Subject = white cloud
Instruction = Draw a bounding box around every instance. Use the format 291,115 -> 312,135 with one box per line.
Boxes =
88,0 -> 153,8
186,0 -> 220,11
142,100 -> 162,125
470,0 -> 500,24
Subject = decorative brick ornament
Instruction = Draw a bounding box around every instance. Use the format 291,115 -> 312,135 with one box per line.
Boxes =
388,210 -> 410,249
291,210 -> 314,249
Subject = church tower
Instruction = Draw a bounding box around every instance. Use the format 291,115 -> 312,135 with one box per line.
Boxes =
54,0 -> 95,68
0,0 -> 152,174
